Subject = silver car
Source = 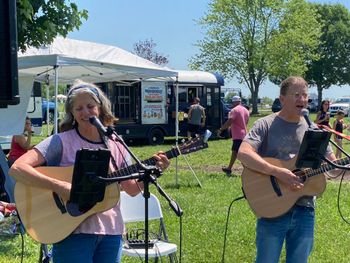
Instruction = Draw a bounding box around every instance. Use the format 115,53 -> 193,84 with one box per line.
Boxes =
329,97 -> 350,116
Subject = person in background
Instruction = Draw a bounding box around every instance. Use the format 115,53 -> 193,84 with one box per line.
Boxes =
7,117 -> 33,167
187,97 -> 206,139
237,76 -> 336,263
333,110 -> 348,159
9,80 -> 170,263
315,100 -> 330,127
219,95 -> 250,176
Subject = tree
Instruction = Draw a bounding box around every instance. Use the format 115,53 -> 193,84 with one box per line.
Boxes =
133,39 -> 169,66
305,4 -> 350,108
189,0 -> 321,114
17,0 -> 88,52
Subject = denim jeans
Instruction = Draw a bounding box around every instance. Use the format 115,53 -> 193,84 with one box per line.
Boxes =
52,233 -> 122,263
255,205 -> 315,263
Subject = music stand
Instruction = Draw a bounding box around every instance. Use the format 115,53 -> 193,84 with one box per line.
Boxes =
68,148 -> 111,215
295,129 -> 331,169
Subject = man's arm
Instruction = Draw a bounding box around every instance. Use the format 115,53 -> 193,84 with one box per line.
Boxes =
187,106 -> 192,121
237,141 -> 304,190
201,107 -> 206,127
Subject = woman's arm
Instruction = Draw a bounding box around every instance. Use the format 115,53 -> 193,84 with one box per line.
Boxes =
120,151 -> 170,196
9,149 -> 71,200
14,133 -> 32,150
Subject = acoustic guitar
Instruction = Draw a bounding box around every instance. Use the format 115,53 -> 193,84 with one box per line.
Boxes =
14,136 -> 208,244
242,156 -> 350,218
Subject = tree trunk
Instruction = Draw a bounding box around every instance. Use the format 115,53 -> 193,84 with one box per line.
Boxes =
317,85 -> 323,111
251,89 -> 259,114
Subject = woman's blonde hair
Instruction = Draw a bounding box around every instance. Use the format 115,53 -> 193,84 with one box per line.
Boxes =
60,80 -> 118,132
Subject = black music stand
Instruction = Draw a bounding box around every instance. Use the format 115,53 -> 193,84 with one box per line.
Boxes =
295,129 -> 331,169
68,148 -> 111,215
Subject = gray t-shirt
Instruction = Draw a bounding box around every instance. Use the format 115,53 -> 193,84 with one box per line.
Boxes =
244,113 -> 332,208
188,104 -> 204,125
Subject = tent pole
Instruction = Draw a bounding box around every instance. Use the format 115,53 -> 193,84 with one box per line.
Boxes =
54,65 -> 59,134
175,77 -> 179,187
46,84 -> 49,136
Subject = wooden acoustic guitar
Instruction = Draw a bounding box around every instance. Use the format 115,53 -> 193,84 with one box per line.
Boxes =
14,136 -> 208,244
241,156 -> 350,219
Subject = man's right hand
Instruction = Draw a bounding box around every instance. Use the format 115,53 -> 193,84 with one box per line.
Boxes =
274,167 -> 304,191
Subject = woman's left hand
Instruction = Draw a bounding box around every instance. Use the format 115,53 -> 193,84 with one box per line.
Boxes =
153,151 -> 170,170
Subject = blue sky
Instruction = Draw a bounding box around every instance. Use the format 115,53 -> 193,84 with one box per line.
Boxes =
68,0 -> 350,100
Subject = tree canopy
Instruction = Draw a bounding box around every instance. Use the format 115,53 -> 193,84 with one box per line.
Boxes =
17,0 -> 88,52
189,0 -> 321,114
305,3 -> 350,106
133,39 -> 169,66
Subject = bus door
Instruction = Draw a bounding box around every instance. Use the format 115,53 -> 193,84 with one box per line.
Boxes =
177,85 -> 204,111
205,85 -> 221,129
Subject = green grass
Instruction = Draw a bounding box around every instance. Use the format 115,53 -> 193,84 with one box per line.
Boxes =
2,112 -> 350,262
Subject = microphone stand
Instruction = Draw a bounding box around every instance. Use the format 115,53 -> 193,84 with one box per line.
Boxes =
318,127 -> 350,170
300,115 -> 350,171
96,126 -> 183,263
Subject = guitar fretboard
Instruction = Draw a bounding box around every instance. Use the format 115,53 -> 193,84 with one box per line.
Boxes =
108,147 -> 181,181
304,157 -> 350,178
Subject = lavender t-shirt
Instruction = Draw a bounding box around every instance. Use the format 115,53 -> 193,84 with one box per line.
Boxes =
35,129 -> 130,235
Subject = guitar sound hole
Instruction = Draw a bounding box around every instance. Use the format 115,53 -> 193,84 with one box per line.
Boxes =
293,169 -> 306,183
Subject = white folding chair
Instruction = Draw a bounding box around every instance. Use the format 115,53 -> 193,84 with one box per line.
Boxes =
120,191 -> 177,262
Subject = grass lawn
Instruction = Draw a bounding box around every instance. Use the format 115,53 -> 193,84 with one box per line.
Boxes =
2,112 -> 350,262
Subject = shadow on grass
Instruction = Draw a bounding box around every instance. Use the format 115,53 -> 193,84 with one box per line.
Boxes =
161,182 -> 202,189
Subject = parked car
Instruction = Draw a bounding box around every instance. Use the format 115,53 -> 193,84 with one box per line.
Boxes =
329,97 -> 350,117
307,98 -> 318,112
271,98 -> 282,113
42,99 -> 56,124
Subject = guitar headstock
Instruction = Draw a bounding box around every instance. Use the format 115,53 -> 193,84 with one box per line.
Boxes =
179,130 -> 211,155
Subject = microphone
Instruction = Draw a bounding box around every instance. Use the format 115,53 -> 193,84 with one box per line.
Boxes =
89,116 -> 108,135
301,108 -> 314,128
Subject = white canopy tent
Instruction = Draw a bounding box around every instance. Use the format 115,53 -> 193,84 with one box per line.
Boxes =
17,37 -> 178,133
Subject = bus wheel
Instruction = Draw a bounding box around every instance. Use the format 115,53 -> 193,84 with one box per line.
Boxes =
148,129 -> 164,145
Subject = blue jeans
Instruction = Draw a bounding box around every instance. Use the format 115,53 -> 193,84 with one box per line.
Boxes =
255,205 -> 315,263
52,233 -> 122,263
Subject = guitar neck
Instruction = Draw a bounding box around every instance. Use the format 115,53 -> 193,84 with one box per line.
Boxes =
305,157 -> 350,178
110,147 -> 180,179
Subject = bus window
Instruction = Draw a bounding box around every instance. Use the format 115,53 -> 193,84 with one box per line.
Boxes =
188,87 -> 197,103
178,87 -> 187,102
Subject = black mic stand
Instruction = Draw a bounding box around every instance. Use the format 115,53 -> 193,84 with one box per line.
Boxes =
97,126 -> 183,263
318,127 -> 350,171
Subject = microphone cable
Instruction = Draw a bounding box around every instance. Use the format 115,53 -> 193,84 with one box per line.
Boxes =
336,169 -> 350,225
179,215 -> 183,263
221,195 -> 245,263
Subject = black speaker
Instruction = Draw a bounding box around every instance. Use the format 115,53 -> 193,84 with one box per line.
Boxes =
0,0 -> 19,108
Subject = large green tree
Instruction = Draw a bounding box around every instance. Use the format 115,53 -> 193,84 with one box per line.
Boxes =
189,0 -> 321,114
17,0 -> 88,52
305,4 -> 350,107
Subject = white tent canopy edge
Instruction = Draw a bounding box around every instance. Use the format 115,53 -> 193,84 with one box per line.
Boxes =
17,37 -> 178,134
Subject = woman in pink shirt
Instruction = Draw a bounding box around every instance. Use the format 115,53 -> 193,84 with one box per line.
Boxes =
9,80 -> 169,263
